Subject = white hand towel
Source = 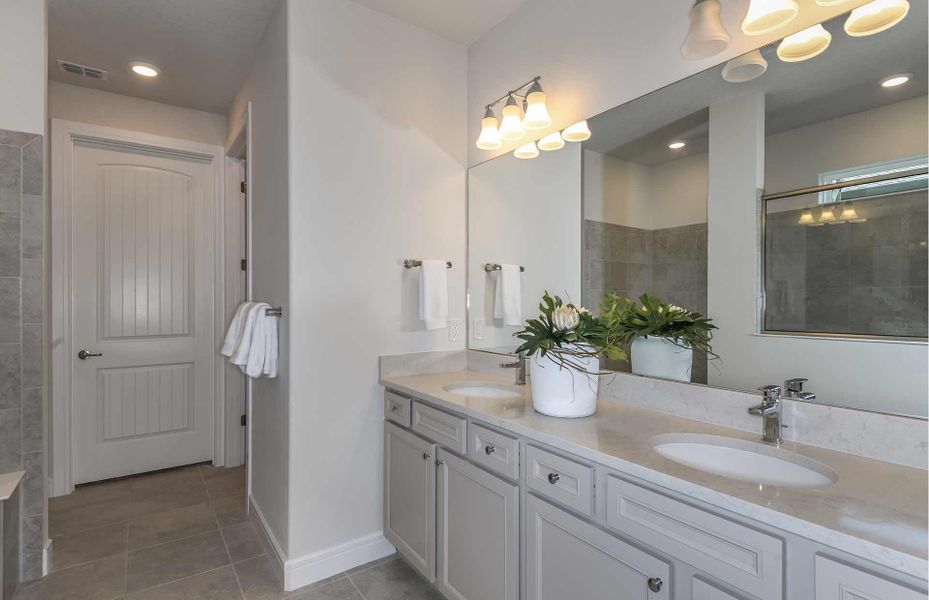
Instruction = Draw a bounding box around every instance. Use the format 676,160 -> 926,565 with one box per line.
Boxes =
418,260 -> 448,330
493,264 -> 522,327
221,302 -> 255,357
230,303 -> 267,367
247,305 -> 279,378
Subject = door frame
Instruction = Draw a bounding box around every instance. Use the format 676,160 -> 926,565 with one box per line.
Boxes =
50,118 -> 227,496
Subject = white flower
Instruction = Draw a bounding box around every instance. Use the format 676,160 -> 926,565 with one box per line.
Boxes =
552,306 -> 580,331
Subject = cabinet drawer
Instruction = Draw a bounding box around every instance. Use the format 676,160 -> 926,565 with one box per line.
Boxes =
605,476 -> 783,600
384,390 -> 411,427
814,555 -> 926,600
412,402 -> 468,454
468,423 -> 519,480
693,578 -> 745,600
525,445 -> 594,516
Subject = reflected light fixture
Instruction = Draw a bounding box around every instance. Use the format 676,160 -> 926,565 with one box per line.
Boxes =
840,204 -> 866,223
523,80 -> 552,129
741,0 -> 799,35
777,23 -> 832,62
562,120 -> 591,142
668,140 -> 687,150
514,141 -> 539,159
499,94 -> 526,141
798,211 -> 816,225
129,61 -> 160,77
538,131 -> 565,151
722,49 -> 768,83
819,205 -> 837,224
815,0 -> 854,4
881,73 -> 912,88
475,107 -> 503,150
681,0 -> 731,60
844,0 -> 909,36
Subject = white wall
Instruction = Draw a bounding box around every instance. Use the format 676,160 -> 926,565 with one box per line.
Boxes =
49,82 -> 227,145
284,0 -> 467,575
227,0 -> 291,553
0,0 -> 46,134
467,0 -> 870,167
469,144 -> 582,349
649,154 -> 708,229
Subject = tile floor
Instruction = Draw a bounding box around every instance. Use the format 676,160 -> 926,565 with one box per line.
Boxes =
15,464 -> 437,599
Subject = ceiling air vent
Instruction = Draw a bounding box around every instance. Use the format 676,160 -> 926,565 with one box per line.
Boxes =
57,59 -> 109,81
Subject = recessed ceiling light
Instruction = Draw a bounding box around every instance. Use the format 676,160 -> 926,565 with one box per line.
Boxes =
880,73 -> 912,87
668,140 -> 687,150
130,62 -> 160,78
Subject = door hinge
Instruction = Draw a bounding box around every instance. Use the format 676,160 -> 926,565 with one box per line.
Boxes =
240,259 -> 247,271
240,181 -> 247,193
240,414 -> 247,427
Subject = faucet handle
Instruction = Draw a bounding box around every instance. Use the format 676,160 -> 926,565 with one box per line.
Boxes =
757,385 -> 781,402
784,378 -> 808,393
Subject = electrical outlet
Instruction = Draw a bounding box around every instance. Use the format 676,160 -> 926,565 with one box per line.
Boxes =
448,318 -> 463,342
472,318 -> 485,340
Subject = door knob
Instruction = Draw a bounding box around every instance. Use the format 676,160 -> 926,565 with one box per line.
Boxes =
77,349 -> 103,360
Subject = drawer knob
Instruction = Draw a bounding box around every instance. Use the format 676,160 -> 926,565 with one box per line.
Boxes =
547,472 -> 560,484
484,445 -> 496,455
391,404 -> 401,413
647,577 -> 662,593
422,452 -> 431,460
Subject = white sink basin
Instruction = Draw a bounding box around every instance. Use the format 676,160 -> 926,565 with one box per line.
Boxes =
650,434 -> 837,488
444,381 -> 524,400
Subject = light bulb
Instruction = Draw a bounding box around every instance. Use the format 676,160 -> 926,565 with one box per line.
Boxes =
844,0 -> 909,36
523,81 -> 552,130
722,49 -> 768,83
741,0 -> 799,36
537,131 -> 565,151
681,0 -> 731,60
475,107 -> 503,150
798,211 -> 815,225
499,95 -> 526,141
562,120 -> 591,142
777,23 -> 832,62
514,141 -> 539,159
130,62 -> 160,77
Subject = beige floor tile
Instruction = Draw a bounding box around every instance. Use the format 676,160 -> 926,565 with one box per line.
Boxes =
127,467 -> 207,499
234,555 -> 301,600
199,464 -> 244,480
348,558 -> 442,600
13,554 -> 126,600
48,479 -> 133,513
221,520 -> 265,563
212,494 -> 249,528
128,503 -> 219,550
203,469 -> 246,500
126,530 -> 231,593
49,495 -> 149,537
291,578 -> 362,600
125,565 -> 242,599
50,521 -> 128,572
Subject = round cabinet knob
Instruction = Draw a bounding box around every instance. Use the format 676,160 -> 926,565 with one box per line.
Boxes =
484,445 -> 496,455
547,472 -> 560,484
422,452 -> 431,461
77,349 -> 103,360
647,577 -> 663,593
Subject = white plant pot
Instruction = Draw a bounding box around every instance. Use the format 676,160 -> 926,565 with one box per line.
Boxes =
529,351 -> 599,418
630,337 -> 693,382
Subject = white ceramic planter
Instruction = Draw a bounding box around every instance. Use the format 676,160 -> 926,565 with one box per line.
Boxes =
529,351 -> 599,418
630,337 -> 693,382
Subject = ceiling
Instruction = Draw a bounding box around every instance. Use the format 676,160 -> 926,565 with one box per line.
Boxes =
350,0 -> 529,45
48,0 -> 280,114
586,2 -> 928,166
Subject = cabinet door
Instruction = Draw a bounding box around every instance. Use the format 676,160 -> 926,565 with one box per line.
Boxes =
526,494 -> 670,600
437,449 -> 519,600
815,556 -> 926,600
384,422 -> 437,582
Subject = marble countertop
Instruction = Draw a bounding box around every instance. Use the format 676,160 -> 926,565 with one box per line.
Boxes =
381,370 -> 928,579
0,471 -> 24,501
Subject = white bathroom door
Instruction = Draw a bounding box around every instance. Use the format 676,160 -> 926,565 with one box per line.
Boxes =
70,140 -> 216,484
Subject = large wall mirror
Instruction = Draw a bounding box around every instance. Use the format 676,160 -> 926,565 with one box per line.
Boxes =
468,4 -> 927,417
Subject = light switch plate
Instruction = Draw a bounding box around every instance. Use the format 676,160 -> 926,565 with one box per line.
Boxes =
448,318 -> 463,342
472,318 -> 485,340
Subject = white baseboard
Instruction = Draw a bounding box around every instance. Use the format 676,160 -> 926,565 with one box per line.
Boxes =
43,539 -> 52,576
248,495 -> 396,592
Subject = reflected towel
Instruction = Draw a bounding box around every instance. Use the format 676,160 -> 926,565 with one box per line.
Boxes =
418,260 -> 448,330
493,264 -> 522,327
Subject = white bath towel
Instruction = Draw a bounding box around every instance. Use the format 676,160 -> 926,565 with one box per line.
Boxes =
222,302 -> 278,378
418,260 -> 448,330
493,264 -> 522,327
221,302 -> 255,357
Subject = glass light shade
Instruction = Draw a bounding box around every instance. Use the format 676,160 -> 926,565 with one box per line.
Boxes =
815,0 -> 854,4
844,0 -> 909,36
537,131 -> 565,151
514,141 -> 539,159
840,205 -> 863,222
798,211 -> 815,225
777,23 -> 832,62
523,91 -> 552,130
475,115 -> 502,150
562,120 -> 591,142
681,0 -> 731,60
741,0 -> 799,35
722,49 -> 768,83
818,206 -> 836,223
499,100 -> 526,141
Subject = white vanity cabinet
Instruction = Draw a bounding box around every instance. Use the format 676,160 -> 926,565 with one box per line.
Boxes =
814,555 -> 926,600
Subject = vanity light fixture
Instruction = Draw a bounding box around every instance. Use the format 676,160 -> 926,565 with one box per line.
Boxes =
798,210 -> 816,225
499,94 -> 526,141
562,120 -> 591,142
537,131 -> 565,151
777,23 -> 832,62
814,0 -> 854,4
844,0 -> 909,36
880,73 -> 912,88
668,140 -> 687,150
840,204 -> 866,223
523,80 -> 552,130
741,0 -> 799,36
475,76 -> 553,149
129,61 -> 160,77
514,141 -> 539,159
818,205 -> 837,224
722,49 -> 768,83
681,0 -> 731,60
476,107 -> 503,150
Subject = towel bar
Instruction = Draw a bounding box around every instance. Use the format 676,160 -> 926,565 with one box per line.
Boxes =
484,263 -> 525,272
404,259 -> 452,269
266,307 -> 283,317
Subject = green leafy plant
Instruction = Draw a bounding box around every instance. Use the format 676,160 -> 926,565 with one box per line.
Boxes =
600,293 -> 717,358
515,292 -> 627,374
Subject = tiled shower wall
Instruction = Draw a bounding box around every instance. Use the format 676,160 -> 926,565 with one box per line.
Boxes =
0,129 -> 45,581
584,220 -> 708,383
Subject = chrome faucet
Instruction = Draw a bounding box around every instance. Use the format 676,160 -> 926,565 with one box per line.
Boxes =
783,377 -> 815,402
501,355 -> 527,385
748,385 -> 784,444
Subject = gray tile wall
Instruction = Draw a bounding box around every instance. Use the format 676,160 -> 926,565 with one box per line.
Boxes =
0,129 -> 45,582
584,220 -> 708,383
765,191 -> 927,338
